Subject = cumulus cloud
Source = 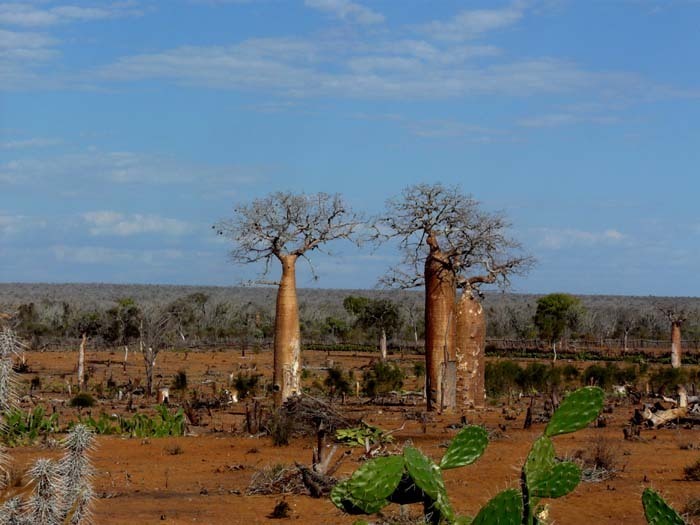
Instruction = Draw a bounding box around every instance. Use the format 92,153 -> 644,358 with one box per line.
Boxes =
537,228 -> 627,249
304,0 -> 384,25
82,211 -> 193,236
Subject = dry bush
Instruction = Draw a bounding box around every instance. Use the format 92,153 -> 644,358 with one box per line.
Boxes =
684,458 -> 700,481
268,500 -> 291,519
574,436 -> 621,482
684,497 -> 700,519
247,464 -> 305,496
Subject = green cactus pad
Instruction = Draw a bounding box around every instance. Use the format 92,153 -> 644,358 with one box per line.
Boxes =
347,455 -> 405,502
440,425 -> 489,470
404,446 -> 454,522
454,516 -> 474,525
524,436 -> 581,499
471,489 -> 523,525
330,479 -> 388,515
545,386 -> 604,437
529,461 -> 580,499
642,488 -> 686,525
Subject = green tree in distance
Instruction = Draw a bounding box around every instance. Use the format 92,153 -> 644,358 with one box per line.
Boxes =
533,293 -> 582,362
343,295 -> 400,360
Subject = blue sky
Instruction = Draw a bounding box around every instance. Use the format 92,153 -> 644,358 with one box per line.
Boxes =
1,0 -> 699,296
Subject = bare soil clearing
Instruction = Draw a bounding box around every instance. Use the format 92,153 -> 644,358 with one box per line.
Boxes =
9,349 -> 700,524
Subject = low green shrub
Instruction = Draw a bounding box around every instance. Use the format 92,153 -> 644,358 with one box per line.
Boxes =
172,369 -> 188,390
2,406 -> 59,445
234,372 -> 262,400
324,365 -> 353,398
70,392 -> 96,408
649,367 -> 689,394
362,361 -> 403,397
79,406 -> 185,438
485,360 -> 521,397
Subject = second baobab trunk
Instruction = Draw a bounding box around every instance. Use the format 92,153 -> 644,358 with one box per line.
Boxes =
455,290 -> 486,409
273,255 -> 301,406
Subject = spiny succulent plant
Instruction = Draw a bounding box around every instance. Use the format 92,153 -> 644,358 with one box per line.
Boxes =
642,488 -> 686,525
0,330 -> 96,525
331,424 -> 488,524
26,458 -> 62,525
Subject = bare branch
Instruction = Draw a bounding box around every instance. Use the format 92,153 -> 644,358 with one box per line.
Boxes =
378,183 -> 534,289
214,192 -> 364,280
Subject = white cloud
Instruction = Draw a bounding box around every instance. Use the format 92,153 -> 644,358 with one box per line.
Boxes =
304,0 -> 384,25
94,34 -> 638,100
0,214 -> 21,235
0,137 -> 62,149
0,148 -> 266,186
518,112 -> 619,128
537,228 -> 627,249
52,245 -> 185,264
0,3 -> 143,27
0,28 -> 58,61
416,2 -> 526,41
0,213 -> 47,236
82,211 -> 192,236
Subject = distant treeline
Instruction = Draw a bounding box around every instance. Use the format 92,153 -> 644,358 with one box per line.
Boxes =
0,283 -> 699,352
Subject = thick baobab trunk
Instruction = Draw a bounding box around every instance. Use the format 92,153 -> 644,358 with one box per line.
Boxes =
424,251 -> 456,412
273,255 -> 301,407
379,327 -> 387,361
455,291 -> 486,409
671,321 -> 682,369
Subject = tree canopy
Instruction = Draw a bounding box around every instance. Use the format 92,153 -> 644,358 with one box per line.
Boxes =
378,183 -> 533,290
533,293 -> 582,344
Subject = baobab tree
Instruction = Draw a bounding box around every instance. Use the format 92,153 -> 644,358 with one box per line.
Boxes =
215,192 -> 362,406
659,306 -> 688,369
379,183 -> 532,412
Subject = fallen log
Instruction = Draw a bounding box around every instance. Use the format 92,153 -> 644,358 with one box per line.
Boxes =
642,406 -> 687,428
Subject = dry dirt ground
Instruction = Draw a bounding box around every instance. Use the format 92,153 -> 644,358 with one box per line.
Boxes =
8,348 -> 700,525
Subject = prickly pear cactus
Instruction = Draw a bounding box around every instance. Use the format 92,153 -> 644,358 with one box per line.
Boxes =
471,489 -> 522,525
347,455 -> 405,502
545,386 -> 604,437
331,479 -> 388,514
440,425 -> 489,470
642,488 -> 686,525
330,455 -> 404,514
524,436 -> 581,499
404,446 -> 455,522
